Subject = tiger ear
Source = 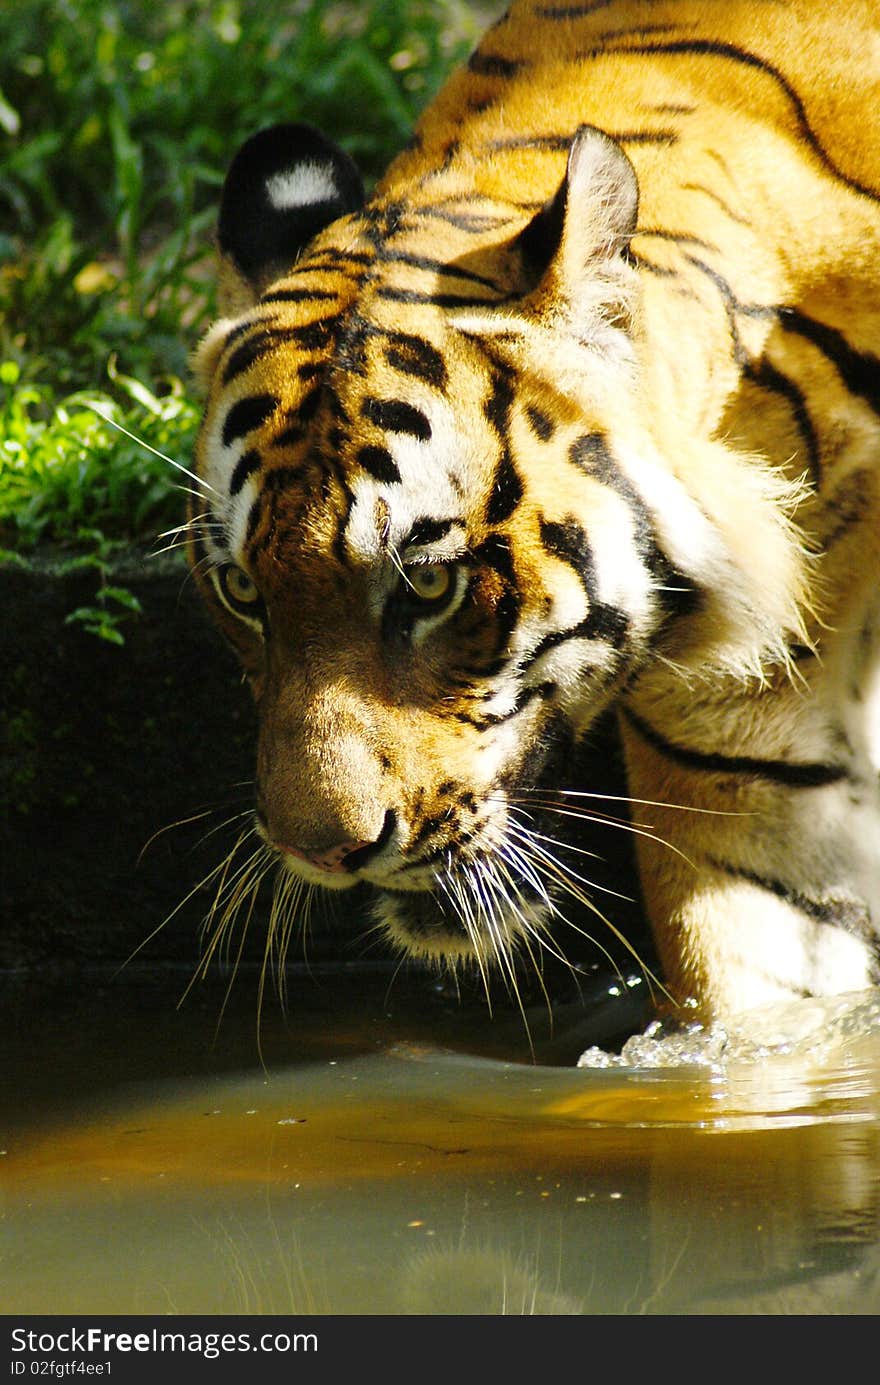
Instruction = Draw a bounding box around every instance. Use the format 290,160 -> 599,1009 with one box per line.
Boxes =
216,122 -> 364,310
519,125 -> 639,331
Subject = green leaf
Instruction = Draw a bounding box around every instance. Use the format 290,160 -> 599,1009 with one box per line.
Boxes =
100,585 -> 142,612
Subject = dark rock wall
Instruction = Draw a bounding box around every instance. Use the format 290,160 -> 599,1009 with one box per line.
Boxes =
1,550 -> 264,971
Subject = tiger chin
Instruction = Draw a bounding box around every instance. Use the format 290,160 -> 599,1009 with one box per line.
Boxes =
188,0 -> 880,1023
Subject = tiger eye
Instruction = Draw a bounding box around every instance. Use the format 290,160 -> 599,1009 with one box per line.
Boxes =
407,564 -> 452,604
218,564 -> 261,609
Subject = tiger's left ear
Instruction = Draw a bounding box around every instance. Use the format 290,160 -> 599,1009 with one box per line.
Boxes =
216,122 -> 364,311
518,125 -> 639,335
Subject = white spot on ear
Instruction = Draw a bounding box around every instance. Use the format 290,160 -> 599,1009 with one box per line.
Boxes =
266,162 -> 339,210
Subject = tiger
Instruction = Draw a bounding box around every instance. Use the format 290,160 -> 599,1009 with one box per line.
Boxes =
188,0 -> 880,1024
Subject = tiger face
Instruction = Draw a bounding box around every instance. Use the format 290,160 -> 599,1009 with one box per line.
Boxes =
191,122 -> 689,968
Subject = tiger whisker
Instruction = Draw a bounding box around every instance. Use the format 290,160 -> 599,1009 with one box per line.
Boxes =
485,853 -> 566,1009
86,402 -> 219,497
115,825 -> 253,976
192,807 -> 256,853
510,794 -> 667,833
150,523 -> 225,559
469,861 -> 529,1030
514,833 -> 668,999
505,816 -> 636,903
508,799 -> 697,870
136,806 -> 220,865
387,540 -> 415,591
497,833 -> 610,961
435,866 -> 495,1011
209,854 -> 274,1051
477,861 -> 538,1052
193,835 -> 268,964
512,786 -> 748,817
265,870 -> 313,1013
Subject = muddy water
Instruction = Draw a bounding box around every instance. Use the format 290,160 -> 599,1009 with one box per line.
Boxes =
2,965 -> 879,1315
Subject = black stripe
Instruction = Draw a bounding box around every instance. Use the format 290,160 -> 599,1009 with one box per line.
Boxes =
569,431 -> 701,621
384,333 -> 448,389
486,129 -> 678,151
485,449 -> 523,525
681,180 -> 750,226
540,516 -> 597,589
357,444 -> 401,484
259,288 -> 338,304
222,330 -> 278,385
403,517 -> 456,548
363,397 -> 432,441
524,612 -> 628,667
229,448 -> 261,497
298,248 -> 373,269
648,101 -> 697,115
245,496 -> 262,545
438,138 -> 461,169
637,227 -> 716,252
480,682 -> 557,727
822,470 -> 874,549
222,394 -> 278,447
419,206 -> 511,233
539,517 -> 630,648
450,682 -> 555,730
486,133 -> 572,153
373,285 -> 506,309
472,531 -> 520,651
616,129 -> 679,146
537,2 -> 617,17
599,24 -> 683,43
289,316 -> 340,350
744,358 -> 821,487
262,466 -> 302,495
706,857 -> 875,943
598,38 -> 880,205
484,364 -> 515,436
221,320 -> 340,384
779,309 -> 880,417
271,421 -> 303,450
526,405 -> 555,441
483,368 -> 522,525
468,52 -> 524,78
296,385 -> 324,425
466,97 -> 496,115
623,706 -> 848,788
378,250 -> 504,292
684,255 -> 775,363
218,318 -> 258,353
631,253 -> 679,280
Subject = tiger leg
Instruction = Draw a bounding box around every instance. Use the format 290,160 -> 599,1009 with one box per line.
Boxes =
617,703 -> 880,1018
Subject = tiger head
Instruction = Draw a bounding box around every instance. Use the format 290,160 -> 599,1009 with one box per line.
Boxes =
190,122 -> 803,974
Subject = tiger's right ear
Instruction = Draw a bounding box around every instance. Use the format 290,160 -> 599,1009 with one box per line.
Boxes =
216,123 -> 364,311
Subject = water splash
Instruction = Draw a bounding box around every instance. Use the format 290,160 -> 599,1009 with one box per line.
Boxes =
578,989 -> 880,1073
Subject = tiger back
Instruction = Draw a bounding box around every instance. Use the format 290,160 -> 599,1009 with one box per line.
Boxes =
190,0 -> 880,1020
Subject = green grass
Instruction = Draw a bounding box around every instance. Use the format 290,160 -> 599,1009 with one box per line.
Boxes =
0,1 -> 488,635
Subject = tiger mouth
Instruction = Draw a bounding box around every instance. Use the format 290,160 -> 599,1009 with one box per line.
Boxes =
272,837 -> 476,895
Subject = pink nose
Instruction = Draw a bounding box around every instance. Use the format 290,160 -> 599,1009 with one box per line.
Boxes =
277,839 -> 372,874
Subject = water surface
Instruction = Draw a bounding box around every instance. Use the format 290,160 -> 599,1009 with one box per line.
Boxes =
2,965 -> 879,1315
